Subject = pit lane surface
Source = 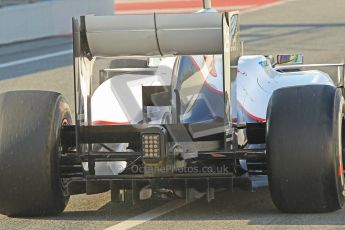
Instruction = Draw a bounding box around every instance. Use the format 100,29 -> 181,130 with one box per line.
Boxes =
1,0 -> 345,229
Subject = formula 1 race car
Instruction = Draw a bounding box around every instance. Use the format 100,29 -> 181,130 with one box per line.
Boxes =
0,8 -> 344,217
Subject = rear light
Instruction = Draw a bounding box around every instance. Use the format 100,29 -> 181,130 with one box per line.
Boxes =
142,133 -> 160,159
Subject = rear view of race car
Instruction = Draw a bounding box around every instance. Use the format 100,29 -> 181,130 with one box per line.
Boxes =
0,10 -> 344,217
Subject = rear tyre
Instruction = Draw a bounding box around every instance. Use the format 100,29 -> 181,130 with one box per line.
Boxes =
0,91 -> 72,216
267,85 -> 345,213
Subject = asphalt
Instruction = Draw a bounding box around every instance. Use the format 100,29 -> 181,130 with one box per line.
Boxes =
1,0 -> 345,229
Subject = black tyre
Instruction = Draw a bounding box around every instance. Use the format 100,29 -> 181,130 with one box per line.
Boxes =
0,91 -> 72,216
267,85 -> 345,213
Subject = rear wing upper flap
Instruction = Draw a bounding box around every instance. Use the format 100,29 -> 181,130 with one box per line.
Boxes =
83,13 -> 224,57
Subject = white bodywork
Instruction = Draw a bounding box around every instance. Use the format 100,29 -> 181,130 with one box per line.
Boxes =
236,55 -> 334,121
90,55 -> 334,175
92,57 -> 176,124
92,55 -> 334,124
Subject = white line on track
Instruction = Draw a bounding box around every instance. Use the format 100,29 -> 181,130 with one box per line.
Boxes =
0,49 -> 72,69
104,199 -> 188,230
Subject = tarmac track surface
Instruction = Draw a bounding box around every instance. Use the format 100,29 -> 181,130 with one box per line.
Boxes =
0,0 -> 345,229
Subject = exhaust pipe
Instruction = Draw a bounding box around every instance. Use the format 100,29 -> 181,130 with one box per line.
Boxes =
203,0 -> 212,9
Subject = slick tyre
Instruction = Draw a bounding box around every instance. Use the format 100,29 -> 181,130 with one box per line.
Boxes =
0,91 -> 72,217
267,85 -> 345,213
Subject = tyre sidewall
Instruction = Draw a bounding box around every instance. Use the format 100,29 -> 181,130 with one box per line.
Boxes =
333,89 -> 345,208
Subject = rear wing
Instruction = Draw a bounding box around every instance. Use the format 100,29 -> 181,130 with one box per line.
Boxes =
84,13 -> 224,57
72,12 -> 240,150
